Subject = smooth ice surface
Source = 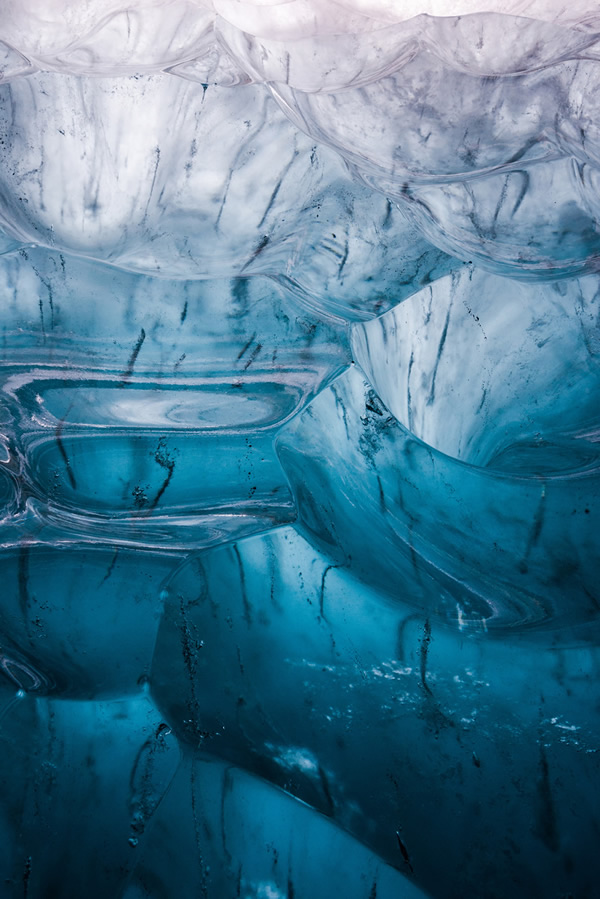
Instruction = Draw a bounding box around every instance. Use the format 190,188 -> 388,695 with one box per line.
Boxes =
151,526 -> 600,898
278,362 -> 600,629
125,753 -> 428,899
1,3 -> 600,898
352,269 -> 600,470
0,249 -> 351,550
0,72 -> 455,312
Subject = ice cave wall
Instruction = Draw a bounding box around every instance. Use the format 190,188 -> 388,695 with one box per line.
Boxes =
0,3 -> 599,898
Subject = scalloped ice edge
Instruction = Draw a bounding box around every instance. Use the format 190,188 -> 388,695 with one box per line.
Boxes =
0,1 -> 598,84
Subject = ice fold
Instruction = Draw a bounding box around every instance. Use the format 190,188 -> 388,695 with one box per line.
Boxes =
0,3 -> 599,897
150,525 -> 600,899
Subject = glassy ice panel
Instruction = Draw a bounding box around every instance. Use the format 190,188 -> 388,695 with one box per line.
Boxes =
0,3 -> 599,898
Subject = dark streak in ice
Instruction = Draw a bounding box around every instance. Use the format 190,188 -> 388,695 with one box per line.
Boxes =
287,869 -> 296,899
338,240 -> 349,274
407,350 -> 414,432
55,417 -> 77,490
243,342 -> 262,371
258,176 -> 284,229
149,437 -> 176,510
519,485 -> 546,573
119,327 -> 146,386
511,171 -> 530,217
491,173 -> 511,236
99,548 -> 119,587
319,565 -> 340,621
535,740 -> 558,853
23,855 -> 32,899
221,767 -> 234,866
318,764 -> 335,814
236,332 -> 256,361
420,618 -> 433,696
18,545 -> 30,619
376,475 -> 386,512
233,544 -> 252,625
143,146 -> 161,221
427,305 -> 451,407
38,297 -> 45,338
396,832 -> 414,873
382,199 -> 393,229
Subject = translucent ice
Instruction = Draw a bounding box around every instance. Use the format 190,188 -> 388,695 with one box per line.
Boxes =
1,3 -> 600,898
125,754 -> 428,899
0,72 -> 453,305
0,248 -> 349,552
0,688 -> 180,895
278,283 -> 600,628
151,525 -> 600,899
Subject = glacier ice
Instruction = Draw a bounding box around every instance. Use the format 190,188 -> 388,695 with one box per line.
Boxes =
0,2 -> 599,898
151,525 -> 600,898
125,753 -> 429,899
0,71 -> 454,304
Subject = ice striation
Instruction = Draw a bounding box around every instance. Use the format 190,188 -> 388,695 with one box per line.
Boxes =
0,2 -> 599,898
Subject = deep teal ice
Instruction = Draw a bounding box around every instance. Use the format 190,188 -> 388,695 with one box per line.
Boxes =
0,8 -> 600,899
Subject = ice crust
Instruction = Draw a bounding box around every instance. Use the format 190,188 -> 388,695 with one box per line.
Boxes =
0,3 -> 599,898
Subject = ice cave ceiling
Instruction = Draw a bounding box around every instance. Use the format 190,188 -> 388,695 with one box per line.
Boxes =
0,2 -> 599,898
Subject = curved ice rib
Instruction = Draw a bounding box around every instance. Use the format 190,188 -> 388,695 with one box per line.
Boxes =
270,55 -> 565,183
206,0 -> 600,34
276,268 -> 600,629
0,1 -> 216,75
0,248 -> 350,700
0,250 -> 350,550
0,72 -> 453,302
351,269 -> 600,469
0,39 -> 34,82
126,753 -> 428,899
266,55 -> 600,275
277,366 -> 600,629
217,13 -> 600,93
3,36 -> 600,279
398,157 -> 600,278
150,525 -> 600,899
1,2 -> 599,79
